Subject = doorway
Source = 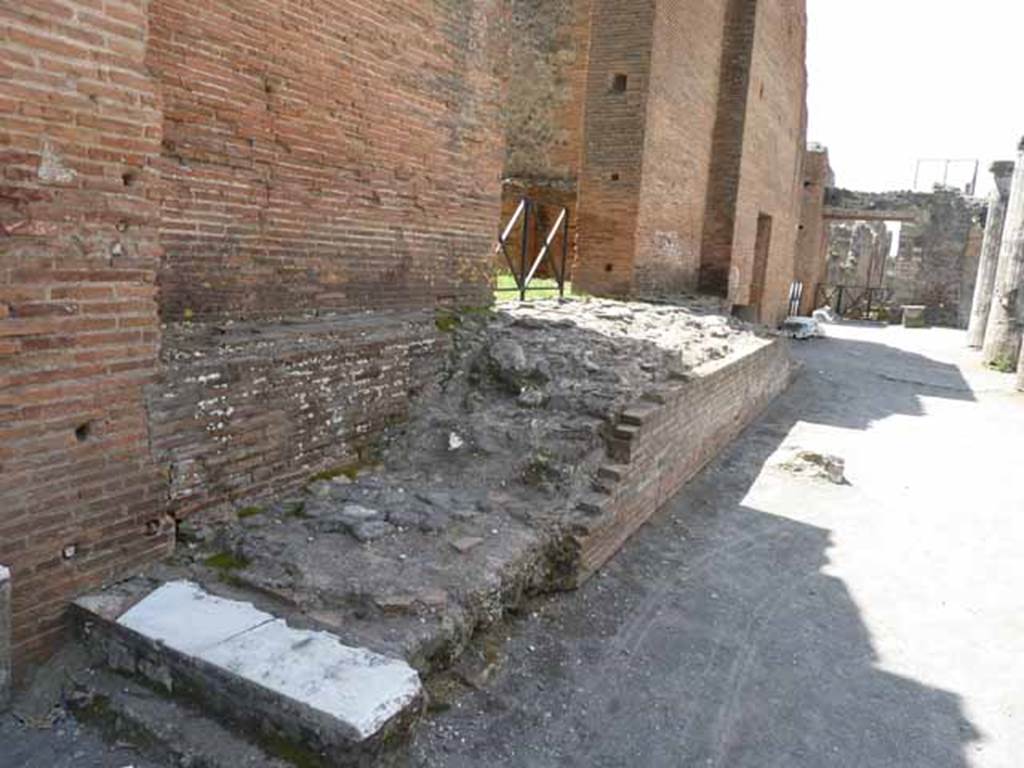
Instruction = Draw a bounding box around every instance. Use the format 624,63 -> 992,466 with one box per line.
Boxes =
734,213 -> 773,322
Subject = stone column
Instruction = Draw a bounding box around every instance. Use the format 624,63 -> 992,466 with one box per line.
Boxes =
1017,338 -> 1024,391
967,162 -> 1015,347
0,565 -> 10,710
983,139 -> 1024,370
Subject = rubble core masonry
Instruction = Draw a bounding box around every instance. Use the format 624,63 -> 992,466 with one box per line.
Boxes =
0,0 -> 809,671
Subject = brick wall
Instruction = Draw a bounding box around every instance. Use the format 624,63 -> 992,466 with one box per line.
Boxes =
719,0 -> 808,326
699,0 -> 758,298
145,0 -> 508,526
1,0 -> 509,669
0,0 -> 173,667
576,0 -> 808,317
633,0 -> 729,294
150,0 -> 502,322
573,0 -> 656,296
571,337 -> 795,579
794,145 -> 833,314
148,313 -> 446,520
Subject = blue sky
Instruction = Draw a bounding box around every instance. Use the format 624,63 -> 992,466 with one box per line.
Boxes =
806,0 -> 1024,196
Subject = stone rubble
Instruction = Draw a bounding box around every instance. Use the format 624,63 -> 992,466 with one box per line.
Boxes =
166,297 -> 768,670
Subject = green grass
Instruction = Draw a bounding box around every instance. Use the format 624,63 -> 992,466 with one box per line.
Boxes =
495,273 -> 572,302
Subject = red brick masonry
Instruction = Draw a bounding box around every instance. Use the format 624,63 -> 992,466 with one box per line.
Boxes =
573,337 -> 795,579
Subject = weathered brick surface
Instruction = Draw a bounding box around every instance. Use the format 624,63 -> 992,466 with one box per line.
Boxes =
575,0 -> 808,320
1,0 -> 506,669
794,145 -> 833,314
574,338 -> 795,577
573,0 -> 656,296
0,0 -> 174,668
150,0 -> 502,321
633,0 -> 730,294
499,0 -> 590,187
149,313 -> 446,520
705,0 -> 807,326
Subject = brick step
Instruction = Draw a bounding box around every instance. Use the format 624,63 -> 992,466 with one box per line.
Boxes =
73,579 -> 424,767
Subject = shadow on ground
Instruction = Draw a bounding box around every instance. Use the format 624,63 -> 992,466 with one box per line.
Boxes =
789,331 -> 975,431
409,330 -> 982,767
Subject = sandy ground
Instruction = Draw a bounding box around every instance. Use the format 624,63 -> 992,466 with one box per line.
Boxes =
410,322 -> 1024,767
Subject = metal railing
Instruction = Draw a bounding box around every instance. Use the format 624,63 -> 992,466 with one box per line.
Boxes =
494,197 -> 570,300
815,284 -> 895,319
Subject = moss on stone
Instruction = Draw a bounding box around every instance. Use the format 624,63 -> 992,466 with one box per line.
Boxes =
308,464 -> 360,483
988,355 -> 1016,373
435,312 -> 461,333
203,551 -> 249,572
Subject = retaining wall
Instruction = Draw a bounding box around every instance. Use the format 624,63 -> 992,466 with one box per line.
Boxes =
572,336 -> 795,578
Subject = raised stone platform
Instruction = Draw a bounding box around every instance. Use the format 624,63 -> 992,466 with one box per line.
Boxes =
72,299 -> 796,762
74,579 -> 423,765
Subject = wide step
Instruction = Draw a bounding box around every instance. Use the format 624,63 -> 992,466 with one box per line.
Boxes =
74,579 -> 424,766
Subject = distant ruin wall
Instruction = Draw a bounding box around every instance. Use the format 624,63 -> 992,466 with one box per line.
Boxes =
826,189 -> 985,326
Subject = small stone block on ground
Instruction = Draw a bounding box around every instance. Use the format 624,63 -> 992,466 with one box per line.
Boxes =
902,305 -> 927,328
451,536 -> 484,554
105,581 -> 423,743
0,565 -> 9,711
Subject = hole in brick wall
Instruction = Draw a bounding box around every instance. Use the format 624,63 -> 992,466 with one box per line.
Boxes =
610,173 -> 620,181
74,421 -> 93,443
803,180 -> 812,188
605,263 -> 614,273
759,82 -> 765,99
122,172 -> 136,187
611,73 -> 628,93
145,519 -> 162,536
798,224 -> 806,231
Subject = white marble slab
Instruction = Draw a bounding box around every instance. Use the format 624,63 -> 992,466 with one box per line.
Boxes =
116,580 -> 421,740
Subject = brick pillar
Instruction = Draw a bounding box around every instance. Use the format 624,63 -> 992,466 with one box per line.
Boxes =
982,140 -> 1024,370
967,162 -> 1015,347
1,566 -> 10,710
699,0 -> 758,297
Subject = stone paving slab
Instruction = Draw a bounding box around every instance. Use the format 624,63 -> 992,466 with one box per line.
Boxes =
78,580 -> 423,751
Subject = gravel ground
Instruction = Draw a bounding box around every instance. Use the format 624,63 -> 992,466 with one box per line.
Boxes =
409,323 -> 1024,767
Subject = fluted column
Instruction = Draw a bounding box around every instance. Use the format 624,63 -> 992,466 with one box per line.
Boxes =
967,161 -> 1014,347
982,139 -> 1024,370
